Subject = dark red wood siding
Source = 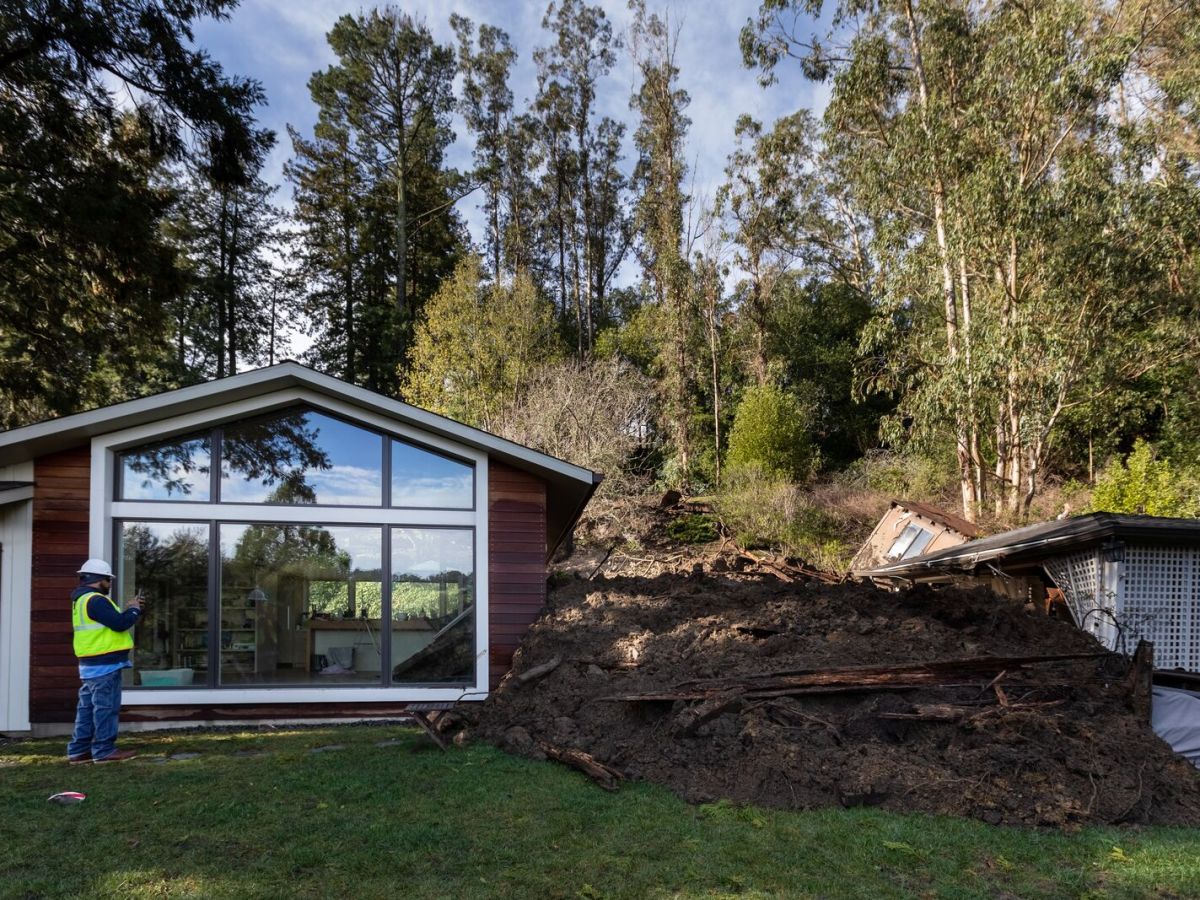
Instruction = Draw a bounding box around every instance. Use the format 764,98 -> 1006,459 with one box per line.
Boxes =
30,446 -> 90,723
487,462 -> 548,689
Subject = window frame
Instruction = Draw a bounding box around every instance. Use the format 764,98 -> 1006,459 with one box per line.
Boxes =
93,387 -> 490,705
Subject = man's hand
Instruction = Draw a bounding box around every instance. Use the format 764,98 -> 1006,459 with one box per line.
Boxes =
127,594 -> 145,613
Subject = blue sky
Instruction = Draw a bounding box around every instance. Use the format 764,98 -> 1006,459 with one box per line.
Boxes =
193,1 -> 832,252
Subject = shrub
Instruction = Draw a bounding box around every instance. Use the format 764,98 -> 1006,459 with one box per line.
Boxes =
726,384 -> 816,481
1090,439 -> 1200,517
666,513 -> 718,544
714,466 -> 853,573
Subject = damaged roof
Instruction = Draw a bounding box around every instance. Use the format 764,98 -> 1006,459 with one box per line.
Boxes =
891,498 -> 980,538
858,513 -> 1200,582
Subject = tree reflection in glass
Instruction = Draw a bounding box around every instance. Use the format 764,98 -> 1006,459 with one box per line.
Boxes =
119,435 -> 211,500
221,408 -> 383,505
118,522 -> 210,686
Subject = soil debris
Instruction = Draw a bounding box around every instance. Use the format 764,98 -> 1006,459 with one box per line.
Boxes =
464,572 -> 1200,827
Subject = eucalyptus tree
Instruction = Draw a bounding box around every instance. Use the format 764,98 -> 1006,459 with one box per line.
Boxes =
534,0 -> 627,354
629,0 -> 693,482
451,14 -> 517,279
744,0 -> 1200,521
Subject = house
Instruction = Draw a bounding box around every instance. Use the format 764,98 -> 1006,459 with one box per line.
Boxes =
0,363 -> 600,735
854,513 -> 1200,671
849,499 -> 979,575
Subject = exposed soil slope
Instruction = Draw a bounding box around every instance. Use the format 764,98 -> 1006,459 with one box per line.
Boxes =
463,571 -> 1200,827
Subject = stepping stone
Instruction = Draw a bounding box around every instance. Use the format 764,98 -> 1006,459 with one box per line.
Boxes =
310,744 -> 345,753
168,752 -> 201,761
374,739 -> 406,748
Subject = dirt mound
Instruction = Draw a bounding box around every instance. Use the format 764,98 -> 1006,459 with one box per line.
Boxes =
462,573 -> 1200,827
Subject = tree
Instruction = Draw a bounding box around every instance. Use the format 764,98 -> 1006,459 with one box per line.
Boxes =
726,383 -> 816,481
404,256 -> 561,428
1090,440 -> 1200,518
0,0 -> 264,426
288,8 -> 465,394
534,0 -> 629,354
452,14 -> 517,280
744,0 -> 1200,522
168,130 -> 284,379
630,0 -> 693,484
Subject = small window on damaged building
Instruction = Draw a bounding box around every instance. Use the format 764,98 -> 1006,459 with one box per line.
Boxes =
887,523 -> 934,560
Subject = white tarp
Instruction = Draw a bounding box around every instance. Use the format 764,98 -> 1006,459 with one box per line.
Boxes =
1152,686 -> 1200,768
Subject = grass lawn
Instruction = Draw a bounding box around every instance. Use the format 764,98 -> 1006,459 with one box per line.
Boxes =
2,724 -> 1199,899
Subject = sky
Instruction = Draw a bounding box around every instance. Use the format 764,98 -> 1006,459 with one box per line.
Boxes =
193,0 -> 831,242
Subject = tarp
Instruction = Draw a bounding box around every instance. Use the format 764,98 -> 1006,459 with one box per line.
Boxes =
1152,686 -> 1200,768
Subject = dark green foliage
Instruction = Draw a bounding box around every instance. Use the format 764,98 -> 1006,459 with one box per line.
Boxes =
666,513 -> 718,544
0,0 -> 265,426
727,383 -> 817,481
286,9 -> 464,395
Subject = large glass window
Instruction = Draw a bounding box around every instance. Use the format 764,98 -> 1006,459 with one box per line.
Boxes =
219,523 -> 382,685
391,439 -> 473,508
221,408 -> 384,505
118,522 -> 210,687
119,434 -> 211,501
391,527 -> 475,684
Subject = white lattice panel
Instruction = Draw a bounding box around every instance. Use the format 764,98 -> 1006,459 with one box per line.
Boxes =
1121,545 -> 1200,671
1043,550 -> 1104,637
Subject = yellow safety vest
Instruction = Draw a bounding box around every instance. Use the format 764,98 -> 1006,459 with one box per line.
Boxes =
72,591 -> 134,659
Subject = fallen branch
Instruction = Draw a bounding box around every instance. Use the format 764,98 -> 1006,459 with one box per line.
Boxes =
515,655 -> 562,686
674,690 -> 743,736
539,743 -> 625,791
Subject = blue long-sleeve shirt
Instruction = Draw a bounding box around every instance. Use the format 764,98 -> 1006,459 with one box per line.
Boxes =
73,585 -> 140,678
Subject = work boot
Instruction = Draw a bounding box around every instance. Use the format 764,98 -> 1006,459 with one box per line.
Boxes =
93,749 -> 138,764
67,753 -> 91,765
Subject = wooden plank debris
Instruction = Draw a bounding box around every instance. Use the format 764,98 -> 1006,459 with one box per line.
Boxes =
603,652 -> 1106,703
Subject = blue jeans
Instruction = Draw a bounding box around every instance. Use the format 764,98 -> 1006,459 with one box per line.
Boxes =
67,669 -> 123,760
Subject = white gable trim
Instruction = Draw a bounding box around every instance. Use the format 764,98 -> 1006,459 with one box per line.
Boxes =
89,390 -> 491,704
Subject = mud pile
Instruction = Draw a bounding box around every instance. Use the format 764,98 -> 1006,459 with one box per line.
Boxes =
462,573 -> 1200,827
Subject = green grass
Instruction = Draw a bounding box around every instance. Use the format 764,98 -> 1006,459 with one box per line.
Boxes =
2,725 -> 1199,898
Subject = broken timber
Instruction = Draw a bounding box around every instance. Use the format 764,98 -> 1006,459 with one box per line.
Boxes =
601,652 -> 1107,703
538,742 -> 625,791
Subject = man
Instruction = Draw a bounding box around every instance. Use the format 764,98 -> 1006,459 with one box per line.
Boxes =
66,559 -> 144,764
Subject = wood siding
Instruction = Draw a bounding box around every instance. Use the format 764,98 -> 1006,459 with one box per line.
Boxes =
487,462 -> 548,689
30,446 -> 90,723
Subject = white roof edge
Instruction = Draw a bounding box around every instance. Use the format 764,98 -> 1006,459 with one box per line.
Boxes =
0,362 -> 597,485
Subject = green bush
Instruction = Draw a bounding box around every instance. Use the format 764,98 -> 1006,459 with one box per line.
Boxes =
666,513 -> 719,544
726,384 -> 816,481
1090,439 -> 1200,517
714,466 -> 852,573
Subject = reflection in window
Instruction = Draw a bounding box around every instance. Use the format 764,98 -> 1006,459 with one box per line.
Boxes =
887,523 -> 934,560
118,522 -> 210,687
219,523 -> 382,685
221,408 -> 383,506
390,527 -> 475,684
119,435 -> 211,501
391,439 -> 473,508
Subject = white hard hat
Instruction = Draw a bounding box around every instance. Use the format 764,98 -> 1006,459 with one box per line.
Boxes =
77,558 -> 114,578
